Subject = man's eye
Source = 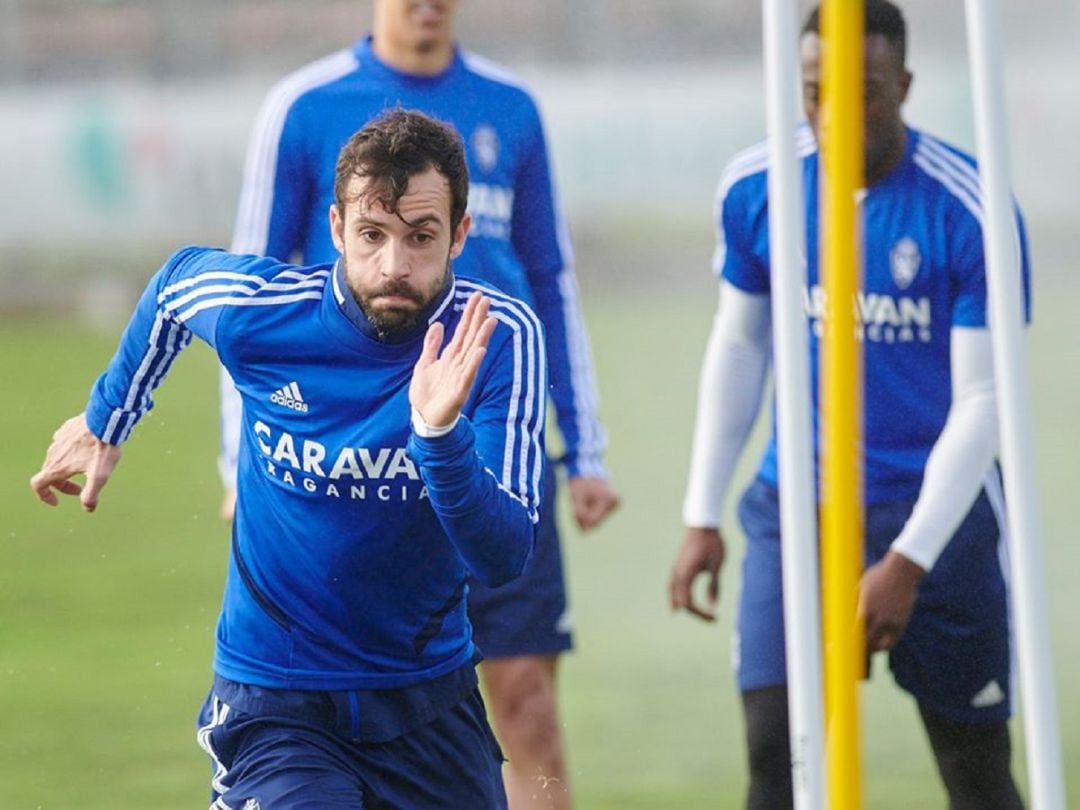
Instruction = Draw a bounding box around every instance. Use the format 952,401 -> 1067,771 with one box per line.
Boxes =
360,230 -> 382,243
414,232 -> 434,244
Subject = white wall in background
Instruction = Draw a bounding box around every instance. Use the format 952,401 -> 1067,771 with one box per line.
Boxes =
0,56 -> 1075,251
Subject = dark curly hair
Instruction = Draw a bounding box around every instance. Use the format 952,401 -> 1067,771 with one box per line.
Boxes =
333,108 -> 470,232
802,0 -> 907,67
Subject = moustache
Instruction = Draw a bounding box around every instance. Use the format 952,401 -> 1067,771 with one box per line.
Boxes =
371,280 -> 424,305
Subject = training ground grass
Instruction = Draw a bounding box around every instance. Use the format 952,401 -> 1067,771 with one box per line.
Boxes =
2,278 -> 1077,808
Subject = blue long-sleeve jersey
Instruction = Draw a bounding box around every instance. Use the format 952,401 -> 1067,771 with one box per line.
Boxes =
86,247 -> 546,691
224,36 -> 604,480
715,125 -> 1030,502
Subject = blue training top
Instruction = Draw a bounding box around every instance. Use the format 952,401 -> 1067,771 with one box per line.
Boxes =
85,247 -> 546,691
229,35 -> 604,477
715,125 -> 1031,503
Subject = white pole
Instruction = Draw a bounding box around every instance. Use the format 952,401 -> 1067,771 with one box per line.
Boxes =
963,1 -> 1066,807
762,2 -> 825,808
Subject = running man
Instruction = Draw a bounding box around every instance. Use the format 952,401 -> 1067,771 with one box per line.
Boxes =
32,110 -> 545,809
221,5 -> 618,804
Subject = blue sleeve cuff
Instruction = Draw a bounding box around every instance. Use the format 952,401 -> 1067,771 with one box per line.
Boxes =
409,416 -> 473,464
84,373 -> 130,445
563,453 -> 608,480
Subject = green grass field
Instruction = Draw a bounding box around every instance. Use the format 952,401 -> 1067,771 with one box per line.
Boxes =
2,277 -> 1077,808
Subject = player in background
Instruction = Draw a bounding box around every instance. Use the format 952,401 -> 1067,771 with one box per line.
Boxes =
219,2 -> 618,806
32,110 -> 544,809
669,2 -> 1027,808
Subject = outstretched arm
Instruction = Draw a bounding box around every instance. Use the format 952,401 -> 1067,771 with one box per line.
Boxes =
670,282 -> 771,621
30,413 -> 122,512
28,248 -> 217,512
31,248 -> 290,515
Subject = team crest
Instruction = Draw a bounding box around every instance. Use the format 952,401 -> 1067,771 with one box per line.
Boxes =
890,237 -> 921,290
471,124 -> 500,174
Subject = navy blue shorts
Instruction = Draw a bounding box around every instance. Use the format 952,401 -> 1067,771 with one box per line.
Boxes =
735,476 -> 1012,724
467,461 -> 573,658
195,669 -> 506,809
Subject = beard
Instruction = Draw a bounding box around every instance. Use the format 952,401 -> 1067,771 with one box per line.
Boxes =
350,257 -> 451,341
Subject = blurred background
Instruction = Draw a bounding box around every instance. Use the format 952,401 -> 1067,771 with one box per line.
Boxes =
3,1 -> 1078,807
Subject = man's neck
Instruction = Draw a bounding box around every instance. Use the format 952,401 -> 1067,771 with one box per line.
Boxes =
333,262 -> 453,345
371,36 -> 454,77
866,126 -> 909,187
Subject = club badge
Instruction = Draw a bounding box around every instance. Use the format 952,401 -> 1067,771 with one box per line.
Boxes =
471,124 -> 499,174
890,236 -> 921,290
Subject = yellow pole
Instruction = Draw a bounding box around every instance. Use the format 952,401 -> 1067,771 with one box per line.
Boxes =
820,1 -> 864,808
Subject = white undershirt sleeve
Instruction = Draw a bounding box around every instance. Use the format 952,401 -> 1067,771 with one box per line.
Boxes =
218,366 -> 243,488
410,407 -> 460,438
890,327 -> 1000,570
682,282 -> 772,528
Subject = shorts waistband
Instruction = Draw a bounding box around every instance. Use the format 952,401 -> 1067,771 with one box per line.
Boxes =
211,659 -> 479,744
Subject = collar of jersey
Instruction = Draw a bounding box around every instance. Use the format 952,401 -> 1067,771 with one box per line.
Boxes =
354,35 -> 463,87
320,260 -> 457,358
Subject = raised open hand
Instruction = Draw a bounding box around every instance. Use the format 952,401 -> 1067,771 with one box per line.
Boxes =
409,290 -> 498,429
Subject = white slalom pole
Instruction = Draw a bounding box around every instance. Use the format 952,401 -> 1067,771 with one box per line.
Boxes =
964,2 -> 1067,808
762,2 -> 825,808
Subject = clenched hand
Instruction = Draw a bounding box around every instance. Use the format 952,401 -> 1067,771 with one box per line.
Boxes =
567,476 -> 620,532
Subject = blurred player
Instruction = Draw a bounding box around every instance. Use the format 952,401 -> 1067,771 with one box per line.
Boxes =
669,2 -> 1028,807
32,110 -> 545,808
219,2 -> 618,806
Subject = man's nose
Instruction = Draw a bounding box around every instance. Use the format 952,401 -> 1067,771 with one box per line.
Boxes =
381,239 -> 410,279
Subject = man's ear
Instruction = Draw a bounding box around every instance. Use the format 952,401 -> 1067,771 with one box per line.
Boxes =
899,69 -> 913,104
329,204 -> 345,254
450,212 -> 472,260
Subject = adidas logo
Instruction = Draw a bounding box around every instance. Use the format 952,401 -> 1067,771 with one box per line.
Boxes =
270,381 -> 309,413
970,679 -> 1005,708
555,609 -> 574,635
